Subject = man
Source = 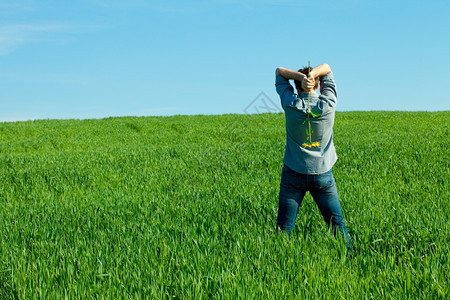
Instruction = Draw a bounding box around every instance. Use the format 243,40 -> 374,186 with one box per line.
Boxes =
275,63 -> 351,249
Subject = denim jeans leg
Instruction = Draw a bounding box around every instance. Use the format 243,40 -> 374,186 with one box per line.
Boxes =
277,185 -> 305,235
310,171 -> 351,247
277,166 -> 306,235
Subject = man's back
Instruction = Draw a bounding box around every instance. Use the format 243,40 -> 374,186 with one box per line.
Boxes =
275,70 -> 338,174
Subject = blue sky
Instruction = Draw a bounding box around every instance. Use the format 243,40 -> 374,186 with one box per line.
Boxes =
1,0 -> 449,122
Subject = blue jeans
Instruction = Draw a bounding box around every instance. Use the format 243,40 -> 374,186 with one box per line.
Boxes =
277,164 -> 351,247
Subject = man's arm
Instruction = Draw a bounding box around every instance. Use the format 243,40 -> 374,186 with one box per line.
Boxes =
313,64 -> 337,108
309,64 -> 331,79
275,67 -> 314,91
276,67 -> 306,81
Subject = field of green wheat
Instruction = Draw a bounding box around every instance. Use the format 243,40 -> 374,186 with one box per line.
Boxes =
0,111 -> 448,299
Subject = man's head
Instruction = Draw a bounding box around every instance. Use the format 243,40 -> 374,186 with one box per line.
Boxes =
294,67 -> 319,94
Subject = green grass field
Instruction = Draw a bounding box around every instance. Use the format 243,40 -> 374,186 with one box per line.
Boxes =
0,111 -> 448,299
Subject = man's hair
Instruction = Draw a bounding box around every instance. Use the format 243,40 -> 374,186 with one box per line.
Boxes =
294,67 -> 319,93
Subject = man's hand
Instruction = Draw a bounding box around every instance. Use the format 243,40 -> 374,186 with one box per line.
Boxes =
301,75 -> 315,91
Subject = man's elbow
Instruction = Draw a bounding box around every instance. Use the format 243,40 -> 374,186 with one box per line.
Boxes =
275,67 -> 283,76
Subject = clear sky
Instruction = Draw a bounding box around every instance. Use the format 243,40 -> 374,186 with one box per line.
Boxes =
1,0 -> 449,122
